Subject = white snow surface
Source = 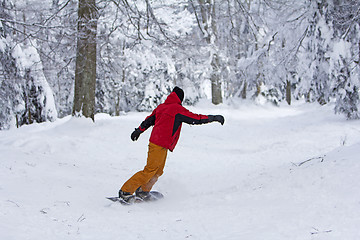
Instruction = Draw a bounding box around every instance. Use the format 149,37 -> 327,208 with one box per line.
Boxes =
1,100 -> 360,240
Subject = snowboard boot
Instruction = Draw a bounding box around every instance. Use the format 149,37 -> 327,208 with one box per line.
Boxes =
118,190 -> 135,203
135,187 -> 151,201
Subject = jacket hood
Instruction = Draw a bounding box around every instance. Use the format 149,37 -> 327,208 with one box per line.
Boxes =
164,92 -> 182,105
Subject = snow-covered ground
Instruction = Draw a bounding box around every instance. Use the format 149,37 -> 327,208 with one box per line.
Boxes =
1,100 -> 360,240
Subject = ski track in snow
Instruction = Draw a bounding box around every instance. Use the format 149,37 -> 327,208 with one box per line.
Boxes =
1,100 -> 360,240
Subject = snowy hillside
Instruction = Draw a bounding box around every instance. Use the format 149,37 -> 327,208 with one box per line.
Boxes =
1,100 -> 360,240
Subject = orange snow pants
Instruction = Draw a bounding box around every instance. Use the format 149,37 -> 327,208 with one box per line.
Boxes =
121,142 -> 168,193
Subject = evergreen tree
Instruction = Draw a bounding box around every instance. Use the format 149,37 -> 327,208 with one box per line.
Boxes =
296,0 -> 333,104
0,0 -> 57,129
331,0 -> 360,119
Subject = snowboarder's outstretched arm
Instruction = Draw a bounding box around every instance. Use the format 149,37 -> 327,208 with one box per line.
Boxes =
177,107 -> 225,126
171,111 -> 224,136
131,110 -> 156,141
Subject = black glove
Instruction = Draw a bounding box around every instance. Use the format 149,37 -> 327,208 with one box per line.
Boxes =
131,128 -> 142,141
208,115 -> 225,125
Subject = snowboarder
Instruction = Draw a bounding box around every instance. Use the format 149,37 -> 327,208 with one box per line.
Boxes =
118,86 -> 225,203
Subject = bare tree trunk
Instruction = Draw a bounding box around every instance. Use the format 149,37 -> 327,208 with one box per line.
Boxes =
197,0 -> 222,105
211,53 -> 222,104
256,79 -> 262,97
115,94 -> 120,116
72,0 -> 98,120
286,79 -> 291,105
241,81 -> 247,99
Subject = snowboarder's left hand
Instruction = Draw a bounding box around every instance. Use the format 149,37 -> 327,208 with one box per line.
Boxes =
131,128 -> 142,141
208,115 -> 225,125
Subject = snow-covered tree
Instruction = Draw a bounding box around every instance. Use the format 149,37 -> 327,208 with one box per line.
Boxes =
96,0 -> 201,114
0,1 -> 57,129
331,0 -> 360,119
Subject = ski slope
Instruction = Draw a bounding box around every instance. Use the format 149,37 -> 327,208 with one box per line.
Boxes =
1,100 -> 360,240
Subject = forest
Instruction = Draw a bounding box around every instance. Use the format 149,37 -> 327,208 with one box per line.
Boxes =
0,0 -> 360,130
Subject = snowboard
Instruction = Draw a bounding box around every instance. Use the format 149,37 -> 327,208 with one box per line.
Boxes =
107,191 -> 164,205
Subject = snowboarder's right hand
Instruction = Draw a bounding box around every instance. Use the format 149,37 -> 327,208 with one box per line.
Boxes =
131,128 -> 142,141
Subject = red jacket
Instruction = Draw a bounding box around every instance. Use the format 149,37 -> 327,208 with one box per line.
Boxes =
138,92 -> 210,151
